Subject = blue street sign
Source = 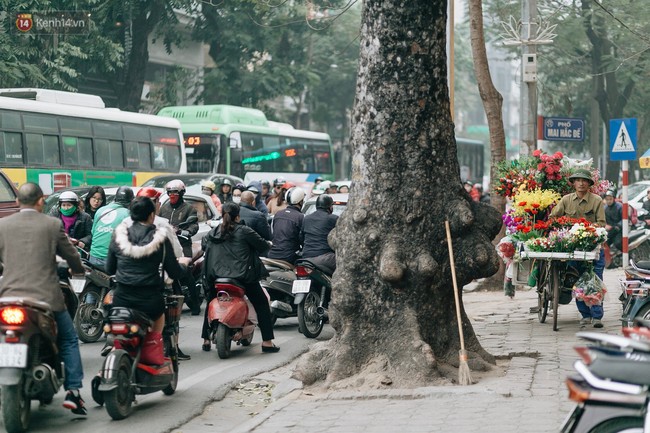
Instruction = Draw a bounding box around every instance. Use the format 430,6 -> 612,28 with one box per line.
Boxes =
542,117 -> 585,141
609,118 -> 637,161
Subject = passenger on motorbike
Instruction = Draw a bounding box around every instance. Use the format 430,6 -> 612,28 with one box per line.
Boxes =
201,202 -> 279,353
247,180 -> 269,218
268,187 -> 305,265
239,191 -> 272,241
200,180 -> 223,213
83,186 -> 106,220
300,194 -> 338,274
604,190 -> 623,252
89,186 -> 134,271
0,183 -> 87,414
158,180 -> 199,258
49,191 -> 93,251
106,197 -> 190,365
217,179 -> 233,204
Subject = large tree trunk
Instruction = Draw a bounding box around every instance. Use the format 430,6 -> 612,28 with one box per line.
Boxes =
293,0 -> 502,389
468,0 -> 507,291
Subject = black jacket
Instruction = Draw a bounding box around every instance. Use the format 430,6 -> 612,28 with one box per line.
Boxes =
239,203 -> 272,241
605,202 -> 623,228
106,222 -> 185,288
269,205 -> 304,264
248,180 -> 269,217
300,209 -> 338,258
202,223 -> 270,286
158,198 -> 199,257
48,208 -> 93,250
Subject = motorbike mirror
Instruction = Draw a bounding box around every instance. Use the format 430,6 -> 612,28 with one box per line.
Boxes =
178,215 -> 199,228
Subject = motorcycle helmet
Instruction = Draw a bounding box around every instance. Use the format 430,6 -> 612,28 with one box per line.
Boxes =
136,187 -> 162,200
286,186 -> 306,206
58,191 -> 79,205
315,194 -> 334,210
114,186 -> 135,207
165,179 -> 186,195
261,180 -> 271,188
220,179 -> 232,186
201,180 -> 216,192
273,177 -> 286,188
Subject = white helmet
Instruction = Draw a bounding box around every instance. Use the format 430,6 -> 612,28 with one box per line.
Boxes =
165,179 -> 186,194
59,191 -> 79,204
285,187 -> 306,205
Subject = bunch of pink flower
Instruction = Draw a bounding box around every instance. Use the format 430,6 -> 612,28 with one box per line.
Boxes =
533,149 -> 563,181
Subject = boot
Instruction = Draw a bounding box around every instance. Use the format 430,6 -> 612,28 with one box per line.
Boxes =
140,331 -> 164,365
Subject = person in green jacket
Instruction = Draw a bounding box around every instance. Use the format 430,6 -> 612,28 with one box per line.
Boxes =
89,186 -> 134,270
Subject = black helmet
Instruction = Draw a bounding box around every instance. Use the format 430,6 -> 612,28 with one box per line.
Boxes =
220,179 -> 232,186
316,194 -> 334,210
114,186 -> 134,207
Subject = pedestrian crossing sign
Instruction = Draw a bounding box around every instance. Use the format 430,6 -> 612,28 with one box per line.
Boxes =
610,118 -> 637,161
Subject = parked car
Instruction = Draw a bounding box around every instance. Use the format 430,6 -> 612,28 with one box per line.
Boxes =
626,181 -> 650,211
301,193 -> 349,216
141,173 -> 244,189
0,170 -> 19,218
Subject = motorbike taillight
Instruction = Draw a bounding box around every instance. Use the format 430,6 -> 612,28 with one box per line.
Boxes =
0,307 -> 26,325
565,378 -> 590,403
295,266 -> 312,277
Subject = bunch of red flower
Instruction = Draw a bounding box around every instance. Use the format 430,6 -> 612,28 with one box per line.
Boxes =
494,170 -> 539,198
533,149 -> 563,181
497,241 -> 515,259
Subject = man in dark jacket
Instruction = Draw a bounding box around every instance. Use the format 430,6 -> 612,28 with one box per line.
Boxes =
247,180 -> 269,217
300,194 -> 338,274
604,190 -> 623,250
268,187 -> 305,264
158,180 -> 199,258
239,191 -> 271,241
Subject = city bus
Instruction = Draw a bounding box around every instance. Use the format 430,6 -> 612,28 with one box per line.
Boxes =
457,137 -> 485,184
157,104 -> 334,185
0,88 -> 185,194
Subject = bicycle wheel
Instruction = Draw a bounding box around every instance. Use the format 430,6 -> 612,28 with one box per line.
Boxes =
538,263 -> 550,323
551,263 -> 560,332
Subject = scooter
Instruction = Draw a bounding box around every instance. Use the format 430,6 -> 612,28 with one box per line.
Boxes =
174,216 -> 203,314
561,326 -> 650,433
604,215 -> 650,269
0,264 -> 79,433
73,250 -> 114,343
94,290 -> 183,420
292,258 -> 333,338
206,278 -> 262,359
619,260 -> 650,327
260,257 -> 297,325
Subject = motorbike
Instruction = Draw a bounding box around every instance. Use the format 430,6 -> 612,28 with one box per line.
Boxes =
93,290 -> 183,420
605,211 -> 650,269
206,278 -> 262,359
174,216 -> 203,314
619,260 -> 650,327
259,257 -> 297,325
561,325 -> 650,433
73,250 -> 114,343
292,258 -> 333,338
0,264 -> 79,433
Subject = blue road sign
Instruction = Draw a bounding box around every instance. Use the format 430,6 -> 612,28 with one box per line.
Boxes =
609,118 -> 637,161
542,117 -> 585,141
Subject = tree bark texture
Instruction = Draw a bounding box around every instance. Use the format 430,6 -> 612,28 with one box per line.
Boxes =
294,0 -> 502,389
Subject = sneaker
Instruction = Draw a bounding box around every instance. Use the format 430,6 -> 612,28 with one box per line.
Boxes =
177,347 -> 191,361
63,390 -> 87,415
579,318 -> 592,326
593,319 -> 604,328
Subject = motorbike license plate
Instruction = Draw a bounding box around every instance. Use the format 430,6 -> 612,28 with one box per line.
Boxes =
70,278 -> 86,294
292,279 -> 311,294
0,344 -> 27,368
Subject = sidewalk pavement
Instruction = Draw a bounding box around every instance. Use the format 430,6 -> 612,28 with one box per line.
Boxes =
177,268 -> 627,433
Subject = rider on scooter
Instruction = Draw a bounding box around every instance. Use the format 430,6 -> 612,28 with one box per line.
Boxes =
300,194 -> 338,274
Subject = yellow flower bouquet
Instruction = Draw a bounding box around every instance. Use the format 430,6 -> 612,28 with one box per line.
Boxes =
511,189 -> 561,216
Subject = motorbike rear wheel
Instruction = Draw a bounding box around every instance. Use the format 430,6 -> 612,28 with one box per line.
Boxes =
589,416 -> 643,433
630,241 -> 650,266
162,337 -> 178,395
104,355 -> 134,420
216,323 -> 232,359
74,286 -> 104,343
298,291 -> 324,339
1,378 -> 31,433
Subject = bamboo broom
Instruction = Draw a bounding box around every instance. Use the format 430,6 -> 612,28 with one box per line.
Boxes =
445,220 -> 473,385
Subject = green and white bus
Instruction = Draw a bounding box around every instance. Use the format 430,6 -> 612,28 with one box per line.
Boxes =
0,88 -> 185,194
157,104 -> 334,185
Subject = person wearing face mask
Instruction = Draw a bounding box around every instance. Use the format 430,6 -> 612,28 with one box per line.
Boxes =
158,180 -> 199,258
49,191 -> 93,251
238,191 -> 271,241
232,186 -> 243,204
200,180 -> 222,213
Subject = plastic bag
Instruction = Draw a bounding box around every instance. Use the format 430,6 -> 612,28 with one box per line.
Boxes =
572,271 -> 607,306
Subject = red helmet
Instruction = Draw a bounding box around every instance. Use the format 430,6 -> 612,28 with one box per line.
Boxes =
137,187 -> 162,200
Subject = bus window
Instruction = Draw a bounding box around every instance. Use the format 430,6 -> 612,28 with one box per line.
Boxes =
139,143 -> 151,169
26,133 -> 60,165
125,141 -> 139,168
60,118 -> 92,136
78,138 -> 93,166
109,140 -> 124,168
93,121 -> 123,139
23,114 -> 58,133
153,144 -> 180,171
150,127 -> 179,145
62,137 -> 79,165
0,111 -> 21,130
95,139 -> 124,168
124,125 -> 150,142
0,132 -> 23,163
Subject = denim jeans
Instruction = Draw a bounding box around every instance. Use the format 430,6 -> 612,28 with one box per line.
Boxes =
54,310 -> 84,390
572,249 -> 606,320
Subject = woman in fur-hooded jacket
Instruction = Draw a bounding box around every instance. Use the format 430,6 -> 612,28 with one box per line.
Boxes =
106,197 -> 187,364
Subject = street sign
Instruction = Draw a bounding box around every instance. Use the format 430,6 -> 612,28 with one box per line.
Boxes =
609,118 -> 637,161
640,149 -> 650,168
541,117 -> 585,141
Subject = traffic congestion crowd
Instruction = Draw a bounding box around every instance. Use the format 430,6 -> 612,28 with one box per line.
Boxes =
0,175 -> 345,417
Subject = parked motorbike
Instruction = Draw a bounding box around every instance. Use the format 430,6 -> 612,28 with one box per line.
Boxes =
605,212 -> 650,268
0,264 -> 79,433
260,257 -> 297,325
93,290 -> 183,420
206,278 -> 262,359
561,325 -> 650,433
619,260 -> 650,327
73,251 -> 114,343
292,258 -> 333,338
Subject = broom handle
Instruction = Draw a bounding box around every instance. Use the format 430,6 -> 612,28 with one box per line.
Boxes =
445,220 -> 466,353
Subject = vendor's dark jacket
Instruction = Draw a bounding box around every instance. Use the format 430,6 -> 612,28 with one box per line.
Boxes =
49,208 -> 93,250
106,221 -> 185,288
158,198 -> 198,257
300,209 -> 338,258
239,203 -> 271,241
202,223 -> 270,286
269,205 -> 304,264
